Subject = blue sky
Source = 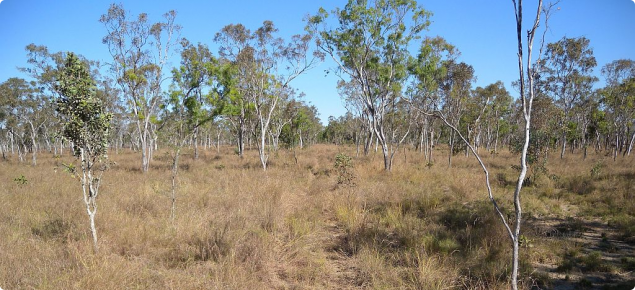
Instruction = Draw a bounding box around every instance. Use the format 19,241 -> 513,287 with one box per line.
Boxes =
1,0 -> 634,123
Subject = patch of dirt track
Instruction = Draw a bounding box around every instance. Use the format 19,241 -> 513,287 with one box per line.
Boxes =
321,219 -> 366,289
527,214 -> 635,289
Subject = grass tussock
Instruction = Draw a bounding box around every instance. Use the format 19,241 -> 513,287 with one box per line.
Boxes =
0,144 -> 633,289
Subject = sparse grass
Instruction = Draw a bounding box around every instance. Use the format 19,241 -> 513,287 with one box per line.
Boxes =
0,144 -> 633,289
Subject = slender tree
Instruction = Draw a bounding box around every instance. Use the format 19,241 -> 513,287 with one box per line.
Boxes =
541,36 -> 597,158
216,21 -> 317,170
308,0 -> 431,170
164,39 -> 219,222
100,3 -> 181,172
507,0 -> 557,287
55,52 -> 112,252
601,59 -> 635,158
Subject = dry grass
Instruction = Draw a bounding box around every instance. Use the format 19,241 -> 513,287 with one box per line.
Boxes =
0,144 -> 633,289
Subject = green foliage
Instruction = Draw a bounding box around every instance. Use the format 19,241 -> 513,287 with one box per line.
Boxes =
511,127 -> 555,184
167,39 -> 220,137
334,153 -> 355,187
55,53 -> 112,158
13,174 -> 28,185
62,162 -> 77,177
608,214 -> 635,239
320,113 -> 356,145
590,161 -> 604,178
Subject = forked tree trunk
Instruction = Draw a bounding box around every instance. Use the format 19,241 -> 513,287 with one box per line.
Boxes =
80,148 -> 99,253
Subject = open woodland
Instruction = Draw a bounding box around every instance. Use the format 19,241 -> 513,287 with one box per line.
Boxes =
0,146 -> 634,289
1,0 -> 635,289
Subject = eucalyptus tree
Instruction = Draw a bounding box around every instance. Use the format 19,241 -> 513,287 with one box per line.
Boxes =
100,3 -> 181,172
214,25 -> 252,158
307,0 -> 431,171
571,89 -> 601,159
291,103 -> 321,149
95,76 -> 127,154
407,36 -> 457,163
215,21 -> 318,170
164,39 -> 219,221
541,36 -> 597,158
0,78 -> 33,161
601,59 -> 635,157
439,61 -> 476,165
21,44 -> 69,159
171,39 -> 217,159
269,92 -> 301,151
504,1 -> 557,287
472,81 -> 512,153
410,1 -> 556,288
0,77 -> 50,164
338,79 -> 373,155
55,52 -> 112,253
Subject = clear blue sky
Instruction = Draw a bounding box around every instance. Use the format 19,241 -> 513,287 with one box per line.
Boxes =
1,0 -> 634,124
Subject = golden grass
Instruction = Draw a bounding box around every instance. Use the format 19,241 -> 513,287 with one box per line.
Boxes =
0,144 -> 633,289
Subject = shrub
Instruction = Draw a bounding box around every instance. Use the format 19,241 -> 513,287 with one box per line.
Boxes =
334,153 -> 355,187
13,174 -> 28,185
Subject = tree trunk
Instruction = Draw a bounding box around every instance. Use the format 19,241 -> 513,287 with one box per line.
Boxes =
627,131 -> 635,156
259,128 -> 268,170
193,127 -> 199,160
171,148 -> 181,223
428,130 -> 434,164
448,131 -> 455,167
28,121 -> 37,166
217,131 -> 222,154
364,128 -> 373,156
614,134 -> 618,161
238,118 -> 245,158
299,130 -> 304,149
560,133 -> 566,159
139,124 -> 150,172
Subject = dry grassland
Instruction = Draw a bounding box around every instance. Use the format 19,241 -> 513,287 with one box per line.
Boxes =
0,145 -> 633,289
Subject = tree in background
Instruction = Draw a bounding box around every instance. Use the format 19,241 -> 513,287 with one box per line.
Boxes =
100,3 -> 181,172
20,44 -> 67,161
600,59 -> 635,158
171,39 -> 217,160
163,39 -> 220,222
0,78 -> 42,163
407,36 -> 457,163
308,0 -> 431,171
439,61 -> 476,165
55,52 -> 112,252
215,21 -> 318,170
541,36 -> 597,159
474,81 -> 512,153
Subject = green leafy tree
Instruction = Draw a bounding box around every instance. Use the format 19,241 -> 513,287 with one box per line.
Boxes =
100,3 -> 181,172
307,0 -> 431,171
0,78 -> 39,162
407,36 -> 457,163
438,61 -> 476,165
55,52 -> 112,252
163,39 -> 219,222
601,59 -> 635,158
215,21 -> 318,170
541,36 -> 597,158
475,81 -> 512,153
